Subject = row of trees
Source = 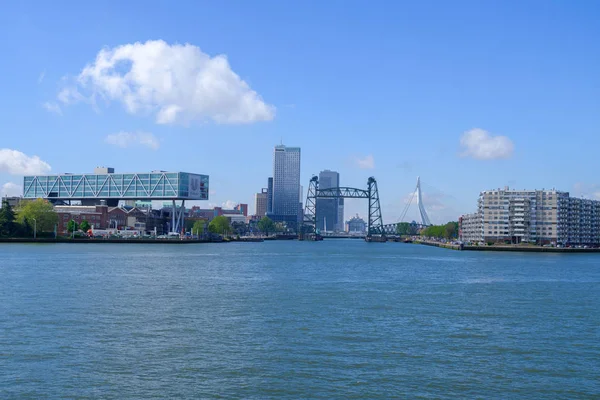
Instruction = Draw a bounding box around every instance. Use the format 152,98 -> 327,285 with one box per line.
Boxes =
0,199 -> 59,237
190,216 -> 278,237
395,222 -> 420,236
394,221 -> 459,239
420,221 -> 458,239
0,199 -> 96,238
2,200 -> 291,238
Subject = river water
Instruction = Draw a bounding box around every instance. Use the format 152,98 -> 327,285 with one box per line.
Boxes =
1,241 -> 599,398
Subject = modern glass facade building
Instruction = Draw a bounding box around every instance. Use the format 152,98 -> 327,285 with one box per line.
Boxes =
316,170 -> 344,232
270,145 -> 301,228
23,171 -> 209,201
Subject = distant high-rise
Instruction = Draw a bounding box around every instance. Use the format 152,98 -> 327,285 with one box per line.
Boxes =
266,177 -> 273,215
271,145 -> 301,229
317,169 -> 343,231
255,189 -> 268,217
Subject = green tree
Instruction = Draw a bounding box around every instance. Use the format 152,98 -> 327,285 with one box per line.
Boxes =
192,219 -> 205,235
421,221 -> 458,239
79,220 -> 91,232
208,215 -> 230,235
257,216 -> 275,236
16,199 -> 58,234
231,221 -> 248,235
443,221 -> 458,239
0,199 -> 16,236
67,220 -> 79,234
396,222 -> 410,236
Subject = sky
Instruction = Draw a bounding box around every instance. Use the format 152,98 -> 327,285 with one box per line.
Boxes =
1,0 -> 600,224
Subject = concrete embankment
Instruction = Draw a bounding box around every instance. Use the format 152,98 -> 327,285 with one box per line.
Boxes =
413,240 -> 600,253
462,245 -> 600,253
413,240 -> 461,250
0,237 -> 269,244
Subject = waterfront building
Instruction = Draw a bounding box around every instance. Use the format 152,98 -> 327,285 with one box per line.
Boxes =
24,167 -> 208,205
255,189 -> 268,217
223,213 -> 247,224
459,187 -> 600,246
1,196 -> 25,208
270,145 -> 301,229
458,213 -> 482,243
234,203 -> 248,217
54,204 -> 168,235
22,167 -> 209,234
189,204 -> 247,222
316,170 -> 343,232
345,214 -> 366,234
55,204 -> 109,234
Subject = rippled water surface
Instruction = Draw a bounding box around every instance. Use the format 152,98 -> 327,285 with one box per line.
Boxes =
1,241 -> 599,398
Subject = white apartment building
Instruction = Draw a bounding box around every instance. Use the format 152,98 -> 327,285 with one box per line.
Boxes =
459,213 -> 482,243
460,187 -> 600,245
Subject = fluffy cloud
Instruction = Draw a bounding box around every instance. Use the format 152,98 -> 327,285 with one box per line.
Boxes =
57,40 -> 275,125
105,131 -> 160,150
459,128 -> 514,160
572,183 -> 600,200
222,200 -> 238,209
355,154 -> 375,169
42,102 -> 62,115
1,182 -> 23,197
0,149 -> 51,175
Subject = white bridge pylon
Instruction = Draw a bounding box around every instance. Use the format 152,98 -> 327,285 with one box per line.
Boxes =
399,176 -> 432,226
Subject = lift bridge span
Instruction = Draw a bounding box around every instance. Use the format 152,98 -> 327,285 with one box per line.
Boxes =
301,176 -> 432,241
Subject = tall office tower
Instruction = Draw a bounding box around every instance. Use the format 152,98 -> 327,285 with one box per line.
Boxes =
255,189 -> 268,217
316,170 -> 343,232
267,177 -> 273,215
271,145 -> 301,229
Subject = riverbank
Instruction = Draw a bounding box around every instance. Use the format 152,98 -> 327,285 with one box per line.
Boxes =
0,236 -> 281,244
413,240 -> 461,250
413,239 -> 600,253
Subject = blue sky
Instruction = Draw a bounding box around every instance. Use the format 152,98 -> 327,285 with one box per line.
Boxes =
1,0 -> 600,223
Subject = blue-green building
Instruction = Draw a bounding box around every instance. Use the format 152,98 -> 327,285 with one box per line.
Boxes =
23,167 -> 209,233
23,168 -> 208,202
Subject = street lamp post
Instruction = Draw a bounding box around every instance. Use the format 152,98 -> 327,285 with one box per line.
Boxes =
32,218 -> 37,240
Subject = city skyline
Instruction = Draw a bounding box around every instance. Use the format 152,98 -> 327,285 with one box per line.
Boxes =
2,2 -> 600,225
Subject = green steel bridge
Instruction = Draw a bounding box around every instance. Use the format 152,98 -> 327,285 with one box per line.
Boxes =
301,176 -> 431,241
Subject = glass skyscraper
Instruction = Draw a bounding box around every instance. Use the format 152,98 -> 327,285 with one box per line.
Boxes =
270,145 -> 301,229
317,169 -> 344,232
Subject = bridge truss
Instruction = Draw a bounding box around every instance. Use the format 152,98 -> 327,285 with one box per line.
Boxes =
302,176 -> 385,240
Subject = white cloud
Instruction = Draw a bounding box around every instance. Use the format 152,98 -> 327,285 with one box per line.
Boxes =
105,131 -> 160,150
572,183 -> 600,200
355,154 -> 375,169
222,200 -> 237,209
1,182 -> 22,197
57,86 -> 84,105
0,149 -> 51,175
57,40 -> 275,125
460,128 -> 514,160
43,102 -> 62,115
38,70 -> 45,84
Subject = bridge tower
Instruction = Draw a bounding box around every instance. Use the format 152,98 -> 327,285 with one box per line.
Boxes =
301,176 -> 385,241
417,176 -> 432,226
367,177 -> 384,236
